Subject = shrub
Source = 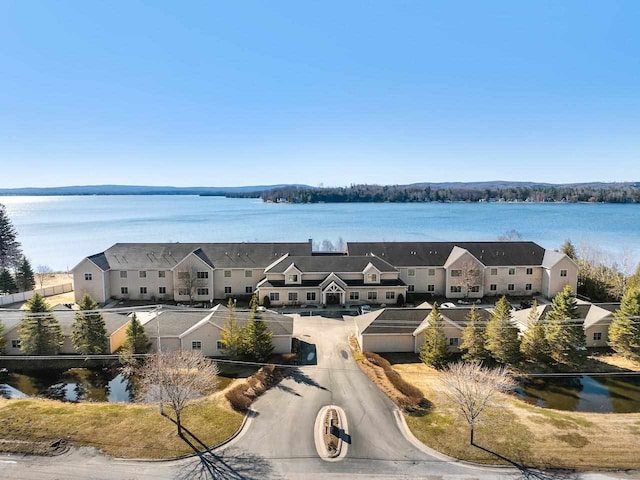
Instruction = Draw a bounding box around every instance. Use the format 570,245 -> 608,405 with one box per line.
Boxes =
226,384 -> 252,412
262,296 -> 271,308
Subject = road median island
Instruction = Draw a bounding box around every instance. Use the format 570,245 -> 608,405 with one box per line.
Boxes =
313,405 -> 348,461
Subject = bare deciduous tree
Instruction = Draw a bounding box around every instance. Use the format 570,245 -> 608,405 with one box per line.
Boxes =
460,261 -> 482,299
136,350 -> 219,435
35,264 -> 54,289
176,262 -> 208,305
439,362 -> 516,445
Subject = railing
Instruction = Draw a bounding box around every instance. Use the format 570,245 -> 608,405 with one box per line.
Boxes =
0,283 -> 73,306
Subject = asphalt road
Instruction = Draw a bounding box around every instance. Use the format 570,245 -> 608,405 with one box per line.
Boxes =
1,315 -> 638,479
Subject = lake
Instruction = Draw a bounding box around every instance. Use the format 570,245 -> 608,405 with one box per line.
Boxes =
2,195 -> 640,271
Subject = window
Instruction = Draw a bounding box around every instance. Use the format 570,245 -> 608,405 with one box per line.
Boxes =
288,274 -> 299,283
427,284 -> 435,292
224,286 -> 232,294
490,284 -> 497,291
450,286 -> 462,293
451,270 -> 462,277
270,292 -> 280,301
367,291 -> 377,300
84,273 -> 92,281
593,332 -> 602,341
307,292 -> 316,301
178,288 -> 189,296
197,288 -> 209,296
508,268 -> 516,276
191,341 -> 202,350
560,269 -> 568,277
349,291 -> 359,301
470,285 -> 480,293
159,286 -> 166,294
408,269 -> 416,277
525,283 -> 532,291
428,269 -> 435,276
245,270 -> 253,278
140,286 -> 147,294
196,271 -> 208,279
177,271 -> 188,280
386,291 -> 395,300
526,267 -> 533,275
366,273 -> 378,283
120,271 -> 127,278
490,268 -> 498,276
121,287 -> 129,295
158,270 -> 166,278
245,286 -> 253,294
288,292 -> 298,302
408,284 -> 415,292
11,339 -> 20,349
217,341 -> 225,350
224,270 -> 231,278
139,271 -> 147,278
508,284 -> 515,291
449,337 -> 460,347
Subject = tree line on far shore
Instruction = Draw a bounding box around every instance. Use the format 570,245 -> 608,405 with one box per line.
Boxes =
227,183 -> 640,204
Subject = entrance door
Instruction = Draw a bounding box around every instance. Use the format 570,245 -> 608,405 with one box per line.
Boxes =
326,293 -> 341,305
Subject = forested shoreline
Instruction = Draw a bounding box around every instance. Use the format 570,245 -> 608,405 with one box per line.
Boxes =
229,183 -> 640,204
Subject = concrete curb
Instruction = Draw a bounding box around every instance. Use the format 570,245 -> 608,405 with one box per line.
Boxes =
117,409 -> 254,463
313,405 -> 349,462
392,409 -> 517,473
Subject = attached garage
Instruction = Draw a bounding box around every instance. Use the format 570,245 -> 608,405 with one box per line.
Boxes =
361,333 -> 415,353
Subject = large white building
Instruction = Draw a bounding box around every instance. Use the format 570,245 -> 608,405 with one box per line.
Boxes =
73,240 -> 577,306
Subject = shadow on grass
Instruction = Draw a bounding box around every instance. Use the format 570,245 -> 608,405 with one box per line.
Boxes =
472,442 -> 580,480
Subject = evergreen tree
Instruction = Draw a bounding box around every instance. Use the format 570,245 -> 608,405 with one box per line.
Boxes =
561,239 -> 577,260
545,285 -> 587,367
608,287 -> 640,358
15,256 -> 35,292
0,204 -> 22,270
241,295 -> 273,361
460,304 -> 488,362
486,296 -> 521,365
221,298 -> 243,358
0,268 -> 17,294
627,264 -> 640,292
419,303 -> 450,368
72,294 -> 109,354
122,313 -> 149,354
520,300 -> 549,364
18,293 -> 63,355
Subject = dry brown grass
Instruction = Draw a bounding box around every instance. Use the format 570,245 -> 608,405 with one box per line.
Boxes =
392,358 -> 640,470
0,395 -> 243,459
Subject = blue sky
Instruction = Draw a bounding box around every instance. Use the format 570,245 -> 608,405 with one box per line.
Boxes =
1,1 -> 639,187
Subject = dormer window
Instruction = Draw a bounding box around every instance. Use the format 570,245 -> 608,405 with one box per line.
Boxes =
288,274 -> 298,283
366,273 -> 378,283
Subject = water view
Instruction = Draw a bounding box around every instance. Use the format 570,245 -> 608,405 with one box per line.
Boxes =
516,374 -> 640,413
2,195 -> 640,271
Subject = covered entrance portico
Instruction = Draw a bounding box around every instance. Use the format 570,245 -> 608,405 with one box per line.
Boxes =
322,282 -> 345,306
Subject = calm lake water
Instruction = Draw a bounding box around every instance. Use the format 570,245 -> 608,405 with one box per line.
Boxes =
2,195 -> 640,271
516,375 -> 640,413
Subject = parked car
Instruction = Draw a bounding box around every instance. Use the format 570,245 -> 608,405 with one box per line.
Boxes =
358,305 -> 371,315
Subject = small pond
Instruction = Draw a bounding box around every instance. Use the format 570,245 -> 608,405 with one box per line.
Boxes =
516,375 -> 640,413
0,364 -> 256,403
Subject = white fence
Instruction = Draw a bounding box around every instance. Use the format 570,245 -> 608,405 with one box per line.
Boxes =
0,283 -> 73,306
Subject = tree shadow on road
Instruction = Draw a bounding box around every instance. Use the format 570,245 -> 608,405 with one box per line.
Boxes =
286,367 -> 329,391
472,442 -> 580,480
274,383 -> 302,397
166,417 -> 275,480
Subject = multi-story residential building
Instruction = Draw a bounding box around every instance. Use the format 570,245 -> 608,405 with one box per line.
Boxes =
73,240 -> 577,305
347,241 -> 577,300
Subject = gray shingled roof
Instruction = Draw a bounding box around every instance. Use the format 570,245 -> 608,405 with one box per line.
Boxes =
143,311 -> 206,337
97,242 -> 312,270
363,308 -> 430,334
347,241 -> 546,267
267,255 -> 397,274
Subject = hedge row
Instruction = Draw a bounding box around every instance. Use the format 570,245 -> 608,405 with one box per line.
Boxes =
225,364 -> 282,412
364,352 -> 425,407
